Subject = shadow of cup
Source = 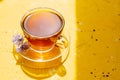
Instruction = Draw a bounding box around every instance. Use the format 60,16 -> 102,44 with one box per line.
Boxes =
21,64 -> 66,79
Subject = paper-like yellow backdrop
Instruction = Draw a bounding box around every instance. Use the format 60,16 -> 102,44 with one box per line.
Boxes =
0,0 -> 120,80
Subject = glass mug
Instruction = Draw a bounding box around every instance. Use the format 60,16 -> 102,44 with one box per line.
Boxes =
13,8 -> 69,68
21,8 -> 66,52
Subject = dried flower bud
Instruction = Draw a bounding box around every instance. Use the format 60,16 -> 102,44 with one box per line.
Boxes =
16,42 -> 30,53
13,34 -> 24,46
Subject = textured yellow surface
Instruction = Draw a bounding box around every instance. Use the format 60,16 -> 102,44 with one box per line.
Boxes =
1,0 -> 120,80
76,0 -> 120,80
0,0 -> 76,80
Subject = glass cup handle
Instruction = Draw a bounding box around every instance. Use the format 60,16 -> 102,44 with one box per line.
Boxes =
55,35 -> 68,49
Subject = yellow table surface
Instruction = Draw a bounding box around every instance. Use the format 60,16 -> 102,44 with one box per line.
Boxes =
0,0 -> 120,80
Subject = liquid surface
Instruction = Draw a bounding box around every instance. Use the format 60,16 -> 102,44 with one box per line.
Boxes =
24,12 -> 62,37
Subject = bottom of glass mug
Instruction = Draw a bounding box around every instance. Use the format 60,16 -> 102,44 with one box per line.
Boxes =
13,42 -> 69,68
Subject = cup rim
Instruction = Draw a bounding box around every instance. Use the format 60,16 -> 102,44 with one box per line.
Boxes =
21,7 -> 65,39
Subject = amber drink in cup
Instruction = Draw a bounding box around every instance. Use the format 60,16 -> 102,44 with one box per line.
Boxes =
21,8 -> 65,52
